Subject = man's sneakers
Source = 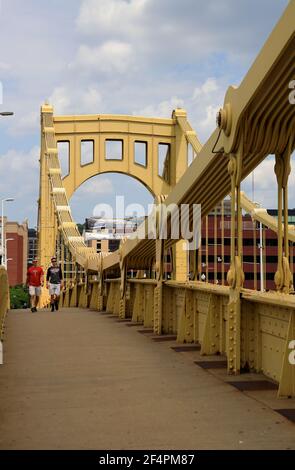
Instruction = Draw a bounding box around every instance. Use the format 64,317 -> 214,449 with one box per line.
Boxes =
50,301 -> 59,312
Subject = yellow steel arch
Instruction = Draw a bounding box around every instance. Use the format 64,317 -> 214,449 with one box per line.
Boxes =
68,170 -> 155,201
53,111 -> 194,200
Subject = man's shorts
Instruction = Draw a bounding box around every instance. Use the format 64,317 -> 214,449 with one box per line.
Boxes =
49,284 -> 61,296
29,286 -> 42,296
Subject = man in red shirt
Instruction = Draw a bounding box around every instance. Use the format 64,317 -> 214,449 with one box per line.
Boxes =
26,259 -> 44,312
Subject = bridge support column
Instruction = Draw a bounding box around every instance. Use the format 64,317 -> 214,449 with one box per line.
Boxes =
69,264 -> 78,307
274,139 -> 293,294
38,104 -> 58,278
154,233 -> 165,335
97,265 -> 105,312
177,287 -> 197,344
119,251 -> 128,319
201,294 -> 221,355
227,149 -> 245,375
173,109 -> 189,283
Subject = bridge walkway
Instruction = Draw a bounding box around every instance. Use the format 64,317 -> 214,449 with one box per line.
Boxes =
0,308 -> 294,450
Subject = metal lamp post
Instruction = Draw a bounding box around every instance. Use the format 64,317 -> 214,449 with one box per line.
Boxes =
4,238 -> 14,269
0,112 -> 14,266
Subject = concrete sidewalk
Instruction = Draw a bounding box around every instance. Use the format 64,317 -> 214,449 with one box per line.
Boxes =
0,308 -> 294,450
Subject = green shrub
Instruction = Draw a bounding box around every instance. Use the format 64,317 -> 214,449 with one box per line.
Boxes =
10,285 -> 30,310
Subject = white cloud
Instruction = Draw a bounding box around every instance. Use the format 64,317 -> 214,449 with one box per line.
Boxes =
0,146 -> 40,223
0,146 -> 39,173
188,78 -> 225,141
134,96 -> 184,118
49,85 -> 102,115
199,105 -> 219,134
193,78 -> 218,100
82,87 -> 102,109
77,0 -> 148,35
242,155 -> 295,209
9,111 -> 39,136
77,177 -> 114,196
72,41 -> 134,74
76,0 -> 289,66
49,87 -> 71,115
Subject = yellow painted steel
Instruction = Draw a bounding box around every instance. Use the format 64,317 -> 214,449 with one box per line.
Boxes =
37,1 -> 295,397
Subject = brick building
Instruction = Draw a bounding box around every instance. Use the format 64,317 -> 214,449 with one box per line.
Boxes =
201,206 -> 295,291
0,218 -> 28,286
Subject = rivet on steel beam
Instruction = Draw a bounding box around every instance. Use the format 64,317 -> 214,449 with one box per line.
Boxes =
216,104 -> 232,136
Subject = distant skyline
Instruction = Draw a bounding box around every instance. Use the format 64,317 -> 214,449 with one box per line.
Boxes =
0,0 -> 293,226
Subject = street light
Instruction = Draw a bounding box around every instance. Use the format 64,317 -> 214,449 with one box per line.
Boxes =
4,238 -> 14,269
1,198 -> 15,267
0,112 -> 14,117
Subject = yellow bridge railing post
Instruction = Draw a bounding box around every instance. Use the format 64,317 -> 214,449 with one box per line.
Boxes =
226,142 -> 245,375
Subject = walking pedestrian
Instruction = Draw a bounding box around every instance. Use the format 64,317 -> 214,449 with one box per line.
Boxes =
26,259 -> 44,312
46,257 -> 63,312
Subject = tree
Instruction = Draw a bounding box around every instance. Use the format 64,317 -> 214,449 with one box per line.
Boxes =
10,285 -> 29,309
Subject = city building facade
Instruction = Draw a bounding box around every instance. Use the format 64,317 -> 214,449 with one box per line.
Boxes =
0,218 -> 28,286
201,206 -> 295,291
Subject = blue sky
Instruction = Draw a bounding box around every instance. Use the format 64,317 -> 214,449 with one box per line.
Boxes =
0,0 -> 292,226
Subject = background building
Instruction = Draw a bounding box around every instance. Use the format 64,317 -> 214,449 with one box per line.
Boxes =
201,205 -> 295,291
84,217 -> 145,254
0,218 -> 28,286
28,228 -> 38,265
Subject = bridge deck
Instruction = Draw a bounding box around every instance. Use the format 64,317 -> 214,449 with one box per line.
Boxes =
0,308 -> 294,450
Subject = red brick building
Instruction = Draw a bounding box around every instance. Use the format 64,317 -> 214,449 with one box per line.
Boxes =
201,208 -> 295,291
1,218 -> 28,286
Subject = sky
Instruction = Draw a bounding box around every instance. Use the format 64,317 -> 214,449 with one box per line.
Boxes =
0,0 -> 292,227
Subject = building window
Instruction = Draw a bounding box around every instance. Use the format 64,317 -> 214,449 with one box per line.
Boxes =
105,140 -> 123,160
81,140 -> 94,166
57,141 -> 70,177
109,239 -> 120,252
134,141 -> 147,167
